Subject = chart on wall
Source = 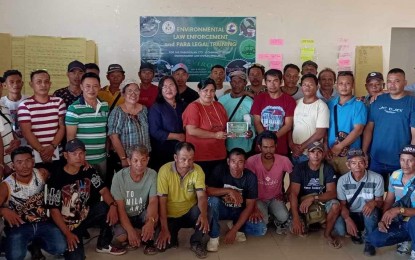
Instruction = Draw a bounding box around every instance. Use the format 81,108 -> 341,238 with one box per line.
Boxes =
140,16 -> 256,82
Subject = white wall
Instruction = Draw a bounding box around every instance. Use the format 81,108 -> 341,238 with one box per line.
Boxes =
1,0 -> 415,87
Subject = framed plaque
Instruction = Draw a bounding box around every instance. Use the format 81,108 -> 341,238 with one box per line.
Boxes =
227,122 -> 248,138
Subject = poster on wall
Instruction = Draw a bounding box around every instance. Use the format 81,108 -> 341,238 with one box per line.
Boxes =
140,16 -> 256,82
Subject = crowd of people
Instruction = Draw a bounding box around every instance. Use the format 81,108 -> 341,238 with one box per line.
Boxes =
0,59 -> 415,259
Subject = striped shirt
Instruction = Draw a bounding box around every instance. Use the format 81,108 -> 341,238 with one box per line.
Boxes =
0,106 -> 15,166
337,170 -> 384,212
65,97 -> 108,164
17,96 -> 66,147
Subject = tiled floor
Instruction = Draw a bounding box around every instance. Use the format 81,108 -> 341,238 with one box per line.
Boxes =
4,225 -> 408,260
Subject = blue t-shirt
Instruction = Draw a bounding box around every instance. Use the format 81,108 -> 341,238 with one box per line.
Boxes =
389,169 -> 415,208
369,94 -> 415,167
327,96 -> 367,148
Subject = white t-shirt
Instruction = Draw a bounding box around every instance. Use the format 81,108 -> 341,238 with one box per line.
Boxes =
292,98 -> 329,145
215,84 -> 231,99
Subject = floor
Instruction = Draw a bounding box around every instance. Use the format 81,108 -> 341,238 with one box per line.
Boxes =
2,225 -> 408,260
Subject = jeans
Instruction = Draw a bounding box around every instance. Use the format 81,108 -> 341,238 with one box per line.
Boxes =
335,209 -> 379,243
369,159 -> 399,191
4,221 -> 67,260
369,217 -> 415,249
167,204 -> 206,246
256,199 -> 289,225
208,196 -> 244,238
64,201 -> 112,260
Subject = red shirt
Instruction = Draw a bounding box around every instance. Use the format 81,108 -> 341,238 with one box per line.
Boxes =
250,92 -> 296,155
139,84 -> 158,108
183,101 -> 228,161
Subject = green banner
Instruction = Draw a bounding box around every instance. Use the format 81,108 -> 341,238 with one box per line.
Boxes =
140,16 -> 256,82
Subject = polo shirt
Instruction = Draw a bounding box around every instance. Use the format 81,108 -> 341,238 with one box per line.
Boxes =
157,162 -> 205,218
65,96 -> 109,164
337,170 -> 384,212
389,169 -> 415,208
98,86 -> 124,108
327,96 -> 367,148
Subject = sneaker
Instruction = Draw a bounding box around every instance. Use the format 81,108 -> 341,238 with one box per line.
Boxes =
190,244 -> 208,259
351,235 -> 363,245
236,232 -> 247,242
410,250 -> 415,260
206,237 -> 219,252
96,245 -> 127,256
397,241 -> 411,255
274,220 -> 287,235
363,243 -> 376,256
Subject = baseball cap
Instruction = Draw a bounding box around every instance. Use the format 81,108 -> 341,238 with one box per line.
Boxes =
68,60 -> 86,72
347,148 -> 365,160
229,70 -> 247,81
65,138 -> 86,152
171,63 -> 189,73
400,145 -> 415,156
140,62 -> 155,72
366,72 -> 384,83
107,64 -> 125,74
307,141 -> 324,152
302,60 -> 318,69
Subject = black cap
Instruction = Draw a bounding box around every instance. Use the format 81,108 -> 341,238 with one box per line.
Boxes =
65,138 -> 86,152
400,145 -> 415,156
68,60 -> 86,72
347,148 -> 365,160
139,62 -> 154,72
107,64 -> 125,74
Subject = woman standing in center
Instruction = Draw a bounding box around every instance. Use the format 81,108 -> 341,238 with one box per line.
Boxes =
182,78 -> 228,182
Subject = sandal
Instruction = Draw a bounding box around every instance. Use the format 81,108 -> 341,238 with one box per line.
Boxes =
327,238 -> 342,249
144,244 -> 158,255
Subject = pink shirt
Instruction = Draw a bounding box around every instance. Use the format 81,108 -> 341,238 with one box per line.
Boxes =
245,154 -> 293,201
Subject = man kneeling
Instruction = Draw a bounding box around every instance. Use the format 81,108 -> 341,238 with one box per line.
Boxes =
206,148 -> 262,252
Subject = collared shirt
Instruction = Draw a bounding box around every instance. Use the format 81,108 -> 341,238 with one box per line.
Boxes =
98,85 -> 124,109
157,161 -> 205,218
65,96 -> 109,164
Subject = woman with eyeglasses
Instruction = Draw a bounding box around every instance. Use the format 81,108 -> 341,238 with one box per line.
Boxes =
108,79 -> 151,171
148,76 -> 186,171
182,78 -> 228,181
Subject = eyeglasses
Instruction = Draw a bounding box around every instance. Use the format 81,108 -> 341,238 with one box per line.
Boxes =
125,89 -> 140,95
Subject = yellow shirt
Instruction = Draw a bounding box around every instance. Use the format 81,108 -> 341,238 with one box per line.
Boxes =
157,162 -> 205,218
98,85 -> 125,108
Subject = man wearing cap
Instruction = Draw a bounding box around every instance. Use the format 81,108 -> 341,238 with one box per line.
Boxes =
327,71 -> 367,176
251,69 -> 296,156
54,60 -> 85,107
66,73 -> 109,179
363,68 -> 415,190
369,145 -> 415,257
337,148 -> 384,256
361,72 -> 385,106
210,65 -> 230,98
317,68 -> 339,103
46,138 -> 126,258
171,63 -> 199,106
219,70 -> 254,153
98,64 -> 125,110
289,141 -> 342,248
290,73 -> 329,164
18,69 -> 66,172
282,64 -> 303,100
244,63 -> 267,98
138,62 -> 158,108
246,131 -> 293,235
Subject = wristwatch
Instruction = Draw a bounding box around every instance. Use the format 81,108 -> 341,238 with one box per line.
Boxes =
109,201 -> 118,208
399,207 -> 405,215
314,195 -> 319,201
